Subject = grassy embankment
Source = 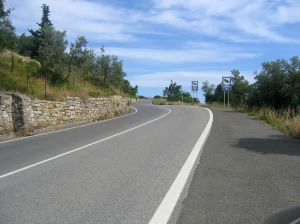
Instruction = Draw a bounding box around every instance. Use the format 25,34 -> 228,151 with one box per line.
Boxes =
0,51 -> 128,100
206,102 -> 300,139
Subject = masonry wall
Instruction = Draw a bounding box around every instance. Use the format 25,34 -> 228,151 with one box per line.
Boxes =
0,92 -> 134,136
0,93 -> 13,135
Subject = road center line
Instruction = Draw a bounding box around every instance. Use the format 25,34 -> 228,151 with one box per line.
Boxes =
0,107 -> 171,180
148,107 -> 213,224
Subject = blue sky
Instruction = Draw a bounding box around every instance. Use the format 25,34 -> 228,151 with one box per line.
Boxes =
7,0 -> 300,100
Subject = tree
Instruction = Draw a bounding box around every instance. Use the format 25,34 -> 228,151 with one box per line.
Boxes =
165,80 -> 182,101
214,84 -> 223,103
38,24 -> 67,85
28,4 -> 68,85
254,59 -> 291,109
108,55 -> 125,89
162,80 -> 193,102
98,49 -> 112,92
134,85 -> 138,95
202,81 -> 215,103
0,0 -> 15,51
182,91 -> 193,103
230,69 -> 250,106
81,49 -> 95,87
287,56 -> 300,108
163,86 -> 169,97
29,4 -> 52,59
65,36 -> 88,84
16,33 -> 34,56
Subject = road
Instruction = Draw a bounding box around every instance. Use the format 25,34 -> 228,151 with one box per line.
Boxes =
177,108 -> 300,224
0,103 -> 211,224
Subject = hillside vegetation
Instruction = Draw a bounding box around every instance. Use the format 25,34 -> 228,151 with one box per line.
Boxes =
0,1 -> 137,99
202,59 -> 300,139
0,51 -> 132,99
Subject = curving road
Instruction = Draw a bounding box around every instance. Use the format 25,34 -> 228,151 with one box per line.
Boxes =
0,102 -> 211,224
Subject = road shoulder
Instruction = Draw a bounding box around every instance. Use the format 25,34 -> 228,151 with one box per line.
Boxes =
177,108 -> 300,224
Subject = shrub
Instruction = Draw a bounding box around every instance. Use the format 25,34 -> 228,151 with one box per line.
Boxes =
287,116 -> 300,139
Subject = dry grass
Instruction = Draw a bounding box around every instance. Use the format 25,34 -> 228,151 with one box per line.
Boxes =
286,116 -> 300,139
0,52 -> 128,100
237,106 -> 300,140
203,101 -> 300,139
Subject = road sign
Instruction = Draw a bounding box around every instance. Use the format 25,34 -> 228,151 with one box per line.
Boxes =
222,76 -> 233,107
222,85 -> 232,91
191,81 -> 198,91
222,76 -> 232,87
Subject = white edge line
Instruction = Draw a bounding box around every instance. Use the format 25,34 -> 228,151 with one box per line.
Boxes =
0,107 -> 172,180
0,107 -> 138,144
148,107 -> 213,224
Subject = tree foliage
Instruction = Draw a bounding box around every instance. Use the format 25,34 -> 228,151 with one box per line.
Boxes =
230,69 -> 250,106
38,24 -> 67,84
202,57 -> 300,111
202,81 -> 215,103
163,80 -> 194,103
29,4 -> 52,59
252,58 -> 300,109
66,36 -> 88,83
0,0 -> 15,51
0,1 -> 137,97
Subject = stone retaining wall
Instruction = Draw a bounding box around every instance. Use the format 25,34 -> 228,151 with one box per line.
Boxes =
0,93 -> 13,135
0,92 -> 134,136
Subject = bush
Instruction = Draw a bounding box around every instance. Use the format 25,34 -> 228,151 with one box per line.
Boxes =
88,91 -> 103,97
287,116 -> 300,139
152,98 -> 166,105
183,96 -> 193,103
240,106 -> 300,139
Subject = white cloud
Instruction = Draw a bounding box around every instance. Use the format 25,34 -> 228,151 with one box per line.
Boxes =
150,0 -> 300,43
8,0 -> 141,42
272,1 -> 300,24
8,0 -> 300,45
128,70 -> 255,88
106,43 -> 258,64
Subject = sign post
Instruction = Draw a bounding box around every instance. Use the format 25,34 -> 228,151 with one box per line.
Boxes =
222,76 -> 233,106
224,89 -> 225,106
191,81 -> 198,99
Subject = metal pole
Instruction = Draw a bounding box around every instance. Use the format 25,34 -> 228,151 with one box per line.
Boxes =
27,66 -> 29,89
45,71 -> 47,99
228,90 -> 230,106
224,90 -> 225,106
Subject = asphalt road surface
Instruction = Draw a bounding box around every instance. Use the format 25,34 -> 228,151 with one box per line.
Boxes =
0,103 -> 210,224
177,108 -> 300,224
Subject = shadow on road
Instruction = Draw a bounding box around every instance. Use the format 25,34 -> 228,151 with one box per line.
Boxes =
234,135 -> 300,156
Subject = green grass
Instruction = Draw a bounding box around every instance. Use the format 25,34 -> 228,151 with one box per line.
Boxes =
203,102 -> 228,108
152,98 -> 200,106
0,51 -> 130,100
202,101 -> 300,139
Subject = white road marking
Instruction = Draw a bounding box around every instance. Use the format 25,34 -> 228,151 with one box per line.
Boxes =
148,107 -> 213,224
0,107 -> 171,180
0,107 -> 138,144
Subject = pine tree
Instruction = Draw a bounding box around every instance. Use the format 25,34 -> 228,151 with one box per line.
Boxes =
29,4 -> 52,59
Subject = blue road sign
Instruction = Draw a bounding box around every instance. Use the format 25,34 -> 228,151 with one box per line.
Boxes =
222,85 -> 232,91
